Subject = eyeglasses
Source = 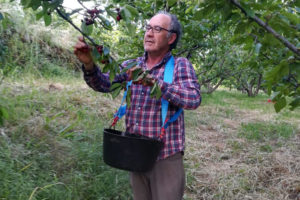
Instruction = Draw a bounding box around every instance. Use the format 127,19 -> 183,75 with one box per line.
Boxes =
145,24 -> 175,33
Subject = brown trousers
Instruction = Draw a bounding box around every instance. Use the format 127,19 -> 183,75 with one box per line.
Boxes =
129,152 -> 185,200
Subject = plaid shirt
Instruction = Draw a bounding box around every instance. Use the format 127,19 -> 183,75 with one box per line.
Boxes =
83,52 -> 201,160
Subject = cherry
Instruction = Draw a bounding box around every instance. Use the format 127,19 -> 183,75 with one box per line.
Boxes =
101,60 -> 109,64
87,8 -> 101,17
116,14 -> 122,21
97,45 -> 103,54
115,8 -> 122,21
84,17 -> 94,25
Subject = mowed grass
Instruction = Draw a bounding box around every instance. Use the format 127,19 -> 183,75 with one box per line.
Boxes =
184,90 -> 300,200
0,76 -> 131,200
0,76 -> 299,200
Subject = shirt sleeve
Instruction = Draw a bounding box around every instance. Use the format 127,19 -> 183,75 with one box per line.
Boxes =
82,63 -> 129,93
157,57 -> 201,110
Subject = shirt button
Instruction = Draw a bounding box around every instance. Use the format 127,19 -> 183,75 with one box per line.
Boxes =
138,107 -> 141,110
141,91 -> 144,95
136,122 -> 139,125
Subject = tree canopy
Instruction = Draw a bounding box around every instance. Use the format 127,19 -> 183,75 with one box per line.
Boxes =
1,0 -> 299,112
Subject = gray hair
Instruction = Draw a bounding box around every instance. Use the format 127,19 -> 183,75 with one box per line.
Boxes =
155,11 -> 182,50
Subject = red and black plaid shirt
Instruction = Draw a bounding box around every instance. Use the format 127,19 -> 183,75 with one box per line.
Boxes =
83,52 -> 201,160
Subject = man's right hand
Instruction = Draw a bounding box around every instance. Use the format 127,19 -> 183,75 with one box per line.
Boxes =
74,36 -> 94,70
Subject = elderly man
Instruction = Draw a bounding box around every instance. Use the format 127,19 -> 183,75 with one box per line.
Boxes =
74,11 -> 201,200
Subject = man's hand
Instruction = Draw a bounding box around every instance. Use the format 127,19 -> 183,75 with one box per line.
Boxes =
74,36 -> 94,70
126,67 -> 155,86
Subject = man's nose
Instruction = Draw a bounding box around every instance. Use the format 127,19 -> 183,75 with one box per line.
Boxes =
145,30 -> 154,37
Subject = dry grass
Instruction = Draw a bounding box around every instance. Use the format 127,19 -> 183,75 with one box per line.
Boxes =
184,102 -> 300,200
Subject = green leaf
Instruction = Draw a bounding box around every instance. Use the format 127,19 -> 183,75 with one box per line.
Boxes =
125,5 -> 139,18
29,0 -> 41,10
106,8 -> 117,19
111,83 -> 122,98
110,83 -> 122,91
193,10 -> 202,21
126,87 -> 131,108
102,64 -> 109,73
271,91 -> 281,101
265,60 -> 289,84
121,61 -> 138,73
289,96 -> 300,111
131,68 -> 143,80
92,47 -> 101,60
81,22 -> 93,36
44,13 -> 52,26
255,43 -> 262,55
36,11 -> 44,20
98,15 -> 112,30
126,23 -> 136,35
185,6 -> 195,14
274,97 -> 286,113
150,83 -> 157,98
122,7 -> 132,23
167,0 -> 177,6
240,2 -> 255,18
103,47 -> 110,56
155,83 -> 162,99
109,69 -> 115,82
21,0 -> 31,7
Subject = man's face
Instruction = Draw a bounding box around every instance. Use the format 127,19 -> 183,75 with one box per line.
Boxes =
143,14 -> 173,54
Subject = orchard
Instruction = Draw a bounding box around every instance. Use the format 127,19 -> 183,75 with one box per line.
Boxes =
1,0 -> 299,112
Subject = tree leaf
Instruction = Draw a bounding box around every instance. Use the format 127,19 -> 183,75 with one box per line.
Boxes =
81,22 -> 93,36
255,43 -> 262,55
131,68 -> 143,80
121,7 -> 132,23
155,82 -> 162,99
111,84 -> 122,98
29,0 -> 41,10
92,47 -> 101,60
150,83 -> 157,98
126,87 -> 131,108
240,2 -> 255,18
274,97 -> 286,113
103,47 -> 110,56
36,11 -> 44,20
167,0 -> 177,6
44,13 -> 52,26
121,61 -> 138,73
110,83 -> 122,91
289,96 -> 300,111
125,5 -> 139,18
98,15 -> 112,30
109,70 -> 115,82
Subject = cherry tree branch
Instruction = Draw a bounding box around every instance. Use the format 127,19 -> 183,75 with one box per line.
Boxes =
230,0 -> 300,57
55,7 -> 98,46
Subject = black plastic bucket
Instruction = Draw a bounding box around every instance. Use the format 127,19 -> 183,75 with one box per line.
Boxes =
103,129 -> 164,172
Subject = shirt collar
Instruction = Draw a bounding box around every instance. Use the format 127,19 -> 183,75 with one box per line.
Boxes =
142,51 -> 172,70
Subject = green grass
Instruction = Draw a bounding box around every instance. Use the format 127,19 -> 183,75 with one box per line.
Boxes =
238,121 -> 296,141
0,76 -> 132,199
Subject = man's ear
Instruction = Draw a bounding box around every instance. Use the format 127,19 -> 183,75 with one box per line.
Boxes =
168,33 -> 177,45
